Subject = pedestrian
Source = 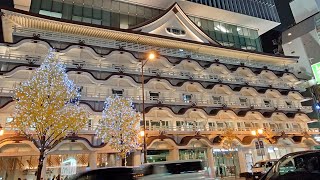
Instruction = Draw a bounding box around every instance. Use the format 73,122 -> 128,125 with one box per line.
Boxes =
56,174 -> 61,180
219,166 -> 223,178
52,175 -> 56,180
18,178 -> 21,180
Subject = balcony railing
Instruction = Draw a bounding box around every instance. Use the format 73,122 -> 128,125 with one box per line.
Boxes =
0,87 -> 14,96
12,27 -> 295,73
1,125 -> 317,136
81,93 -> 312,113
146,126 -> 318,134
0,85 -> 312,113
0,53 -> 305,91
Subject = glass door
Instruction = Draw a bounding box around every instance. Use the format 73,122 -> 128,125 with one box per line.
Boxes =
214,151 -> 240,177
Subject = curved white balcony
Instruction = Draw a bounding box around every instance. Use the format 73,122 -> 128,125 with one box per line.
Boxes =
145,126 -> 318,135
79,92 -> 312,113
12,27 -> 295,73
0,85 -> 312,113
0,53 -> 304,91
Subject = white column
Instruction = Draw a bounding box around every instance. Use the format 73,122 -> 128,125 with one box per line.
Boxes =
41,157 -> 47,180
207,147 -> 215,178
168,148 -> 179,161
133,151 -> 142,166
237,149 -> 247,174
89,152 -> 97,170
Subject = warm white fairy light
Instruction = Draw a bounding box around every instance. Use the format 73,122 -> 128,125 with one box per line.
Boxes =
12,48 -> 88,179
96,96 -> 142,158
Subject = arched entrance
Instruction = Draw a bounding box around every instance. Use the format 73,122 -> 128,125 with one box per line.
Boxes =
0,141 -> 39,180
147,138 -> 177,163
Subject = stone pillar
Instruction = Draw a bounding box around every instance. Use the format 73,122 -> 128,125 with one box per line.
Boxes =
41,157 -> 47,179
168,148 -> 179,161
89,152 -> 97,169
133,151 -> 142,166
265,145 -> 271,160
237,149 -> 247,174
207,148 -> 215,178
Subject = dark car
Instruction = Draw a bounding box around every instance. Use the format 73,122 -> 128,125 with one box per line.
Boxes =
261,150 -> 320,180
69,167 -> 142,180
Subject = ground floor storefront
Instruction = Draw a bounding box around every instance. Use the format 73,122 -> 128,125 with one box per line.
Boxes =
0,138 -> 317,180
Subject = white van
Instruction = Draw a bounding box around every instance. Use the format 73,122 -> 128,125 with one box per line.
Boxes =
252,159 -> 278,179
139,160 -> 208,180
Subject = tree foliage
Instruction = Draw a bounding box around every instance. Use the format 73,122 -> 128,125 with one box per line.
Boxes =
12,49 -> 88,179
96,96 -> 141,158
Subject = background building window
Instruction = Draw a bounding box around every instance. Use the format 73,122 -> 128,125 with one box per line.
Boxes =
30,0 -> 164,29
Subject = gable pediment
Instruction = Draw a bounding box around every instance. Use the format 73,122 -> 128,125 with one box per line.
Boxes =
132,3 -> 219,45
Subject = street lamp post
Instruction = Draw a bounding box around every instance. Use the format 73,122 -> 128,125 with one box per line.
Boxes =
251,129 -> 264,160
141,51 -> 156,163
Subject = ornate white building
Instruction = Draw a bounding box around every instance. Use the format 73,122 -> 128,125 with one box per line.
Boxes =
0,0 -> 318,179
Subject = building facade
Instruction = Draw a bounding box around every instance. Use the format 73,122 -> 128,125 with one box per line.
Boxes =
0,0 -> 318,179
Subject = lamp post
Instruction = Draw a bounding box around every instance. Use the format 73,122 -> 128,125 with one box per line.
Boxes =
251,129 -> 264,159
0,124 -> 4,136
141,51 -> 157,163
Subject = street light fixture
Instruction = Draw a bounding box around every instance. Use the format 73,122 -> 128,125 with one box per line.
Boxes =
141,50 -> 157,164
0,124 -> 4,136
251,129 -> 263,136
140,130 -> 145,137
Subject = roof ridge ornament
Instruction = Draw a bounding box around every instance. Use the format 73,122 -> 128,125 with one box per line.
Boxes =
131,3 -> 220,45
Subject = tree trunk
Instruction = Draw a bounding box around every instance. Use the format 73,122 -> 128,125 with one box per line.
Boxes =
121,157 -> 127,166
36,151 -> 45,180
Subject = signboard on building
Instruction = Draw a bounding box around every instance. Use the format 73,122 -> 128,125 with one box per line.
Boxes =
259,140 -> 264,148
61,158 -> 77,176
311,62 -> 320,84
255,141 -> 265,156
255,141 -> 259,149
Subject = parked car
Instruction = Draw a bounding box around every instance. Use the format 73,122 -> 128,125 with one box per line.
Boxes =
69,167 -> 142,180
252,159 -> 278,179
261,150 -> 320,180
139,160 -> 208,180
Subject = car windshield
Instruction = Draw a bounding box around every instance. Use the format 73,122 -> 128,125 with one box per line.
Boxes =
254,162 -> 266,168
279,153 -> 320,175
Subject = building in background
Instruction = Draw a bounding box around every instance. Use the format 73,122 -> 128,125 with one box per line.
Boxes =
260,0 -> 295,55
282,0 -> 320,75
0,0 -> 317,179
281,0 -> 320,128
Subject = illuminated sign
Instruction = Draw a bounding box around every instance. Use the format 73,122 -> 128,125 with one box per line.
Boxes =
61,158 -> 77,176
311,62 -> 320,84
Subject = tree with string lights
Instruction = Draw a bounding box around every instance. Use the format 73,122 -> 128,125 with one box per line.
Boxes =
96,96 -> 141,166
12,49 -> 88,180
